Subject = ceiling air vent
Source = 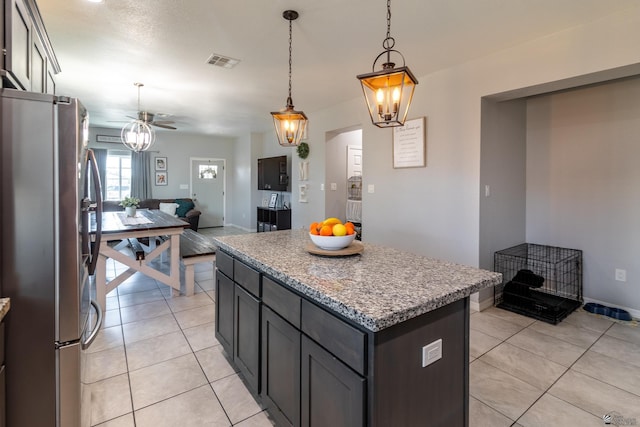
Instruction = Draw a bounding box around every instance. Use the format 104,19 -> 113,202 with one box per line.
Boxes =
206,53 -> 240,69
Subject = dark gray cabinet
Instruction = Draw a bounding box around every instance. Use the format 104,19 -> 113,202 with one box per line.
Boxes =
301,336 -> 365,427
3,0 -> 59,92
215,270 -> 234,355
0,321 -> 4,427
215,250 -> 262,395
217,250 -> 469,427
233,284 -> 260,393
257,207 -> 291,232
261,306 -> 300,427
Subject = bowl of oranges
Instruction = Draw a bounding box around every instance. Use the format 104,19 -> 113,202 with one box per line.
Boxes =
309,218 -> 356,250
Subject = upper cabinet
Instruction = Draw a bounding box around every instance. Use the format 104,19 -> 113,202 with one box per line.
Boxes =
2,0 -> 60,93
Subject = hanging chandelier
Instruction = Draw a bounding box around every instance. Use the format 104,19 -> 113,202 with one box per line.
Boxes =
357,0 -> 418,128
271,10 -> 308,147
121,83 -> 156,152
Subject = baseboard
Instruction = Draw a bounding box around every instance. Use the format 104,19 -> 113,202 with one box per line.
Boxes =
222,223 -> 254,232
470,295 -> 495,312
583,297 -> 640,320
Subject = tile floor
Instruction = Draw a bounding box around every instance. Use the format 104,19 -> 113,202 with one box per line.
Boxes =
88,227 -> 640,426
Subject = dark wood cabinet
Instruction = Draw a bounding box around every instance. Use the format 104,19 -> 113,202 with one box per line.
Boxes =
3,0 -> 59,92
233,284 -> 261,393
217,250 -> 470,427
257,207 -> 291,232
215,271 -> 234,355
261,306 -> 300,427
216,251 -> 262,395
0,321 -> 4,427
301,335 -> 365,427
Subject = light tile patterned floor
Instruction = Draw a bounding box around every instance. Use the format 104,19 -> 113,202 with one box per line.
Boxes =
89,227 -> 640,426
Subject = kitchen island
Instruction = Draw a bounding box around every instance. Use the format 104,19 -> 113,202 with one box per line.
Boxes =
212,229 -> 501,427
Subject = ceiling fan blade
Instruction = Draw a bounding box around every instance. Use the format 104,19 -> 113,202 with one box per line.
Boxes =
151,123 -> 177,130
151,120 -> 175,125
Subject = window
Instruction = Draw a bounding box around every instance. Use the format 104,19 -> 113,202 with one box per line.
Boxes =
105,150 -> 131,200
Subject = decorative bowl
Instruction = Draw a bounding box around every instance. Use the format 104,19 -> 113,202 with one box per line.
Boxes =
309,232 -> 356,251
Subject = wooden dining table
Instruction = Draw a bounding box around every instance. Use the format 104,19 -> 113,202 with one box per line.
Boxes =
90,209 -> 190,309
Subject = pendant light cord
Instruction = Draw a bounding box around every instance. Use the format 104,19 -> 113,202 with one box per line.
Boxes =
383,0 -> 395,52
288,17 -> 293,103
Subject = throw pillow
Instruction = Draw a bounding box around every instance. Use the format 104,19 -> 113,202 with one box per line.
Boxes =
175,199 -> 195,217
159,202 -> 179,217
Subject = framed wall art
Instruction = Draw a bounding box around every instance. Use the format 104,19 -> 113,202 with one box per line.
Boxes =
155,157 -> 167,171
155,172 -> 168,186
268,193 -> 278,208
393,117 -> 427,169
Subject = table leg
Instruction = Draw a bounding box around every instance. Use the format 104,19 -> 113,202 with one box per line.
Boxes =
96,244 -> 107,311
170,233 -> 181,296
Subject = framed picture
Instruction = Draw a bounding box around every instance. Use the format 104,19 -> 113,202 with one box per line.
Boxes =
155,172 -> 168,186
268,193 -> 278,208
96,135 -> 121,143
155,157 -> 167,171
393,117 -> 427,169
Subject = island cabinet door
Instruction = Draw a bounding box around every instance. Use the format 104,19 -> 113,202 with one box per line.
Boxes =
300,336 -> 365,427
215,271 -> 234,355
233,284 -> 261,394
261,306 -> 300,427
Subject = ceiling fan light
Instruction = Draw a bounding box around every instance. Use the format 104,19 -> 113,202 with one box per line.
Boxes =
121,120 -> 156,152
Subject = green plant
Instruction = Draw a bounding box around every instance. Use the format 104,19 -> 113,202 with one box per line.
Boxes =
119,196 -> 140,208
296,142 -> 310,159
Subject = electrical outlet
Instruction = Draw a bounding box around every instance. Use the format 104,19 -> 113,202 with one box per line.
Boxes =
320,183 -> 325,191
368,184 -> 375,193
331,183 -> 337,191
485,185 -> 491,197
422,339 -> 442,367
615,269 -> 627,282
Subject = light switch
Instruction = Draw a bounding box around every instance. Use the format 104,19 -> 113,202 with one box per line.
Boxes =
180,184 -> 189,190
320,183 -> 325,191
368,184 -> 375,193
331,183 -> 337,191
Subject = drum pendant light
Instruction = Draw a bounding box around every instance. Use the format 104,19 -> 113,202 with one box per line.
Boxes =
271,10 -> 308,147
121,83 -> 156,152
357,0 -> 418,128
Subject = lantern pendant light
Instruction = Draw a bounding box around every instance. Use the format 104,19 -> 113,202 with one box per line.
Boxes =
121,83 -> 156,152
271,10 -> 308,147
357,0 -> 418,128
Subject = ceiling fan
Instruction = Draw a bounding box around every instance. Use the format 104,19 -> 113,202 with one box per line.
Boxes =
122,83 -> 177,130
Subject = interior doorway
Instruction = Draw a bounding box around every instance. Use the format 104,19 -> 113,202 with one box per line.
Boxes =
325,128 -> 362,224
190,158 -> 225,228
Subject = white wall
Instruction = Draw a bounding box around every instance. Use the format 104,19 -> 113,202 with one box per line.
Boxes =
526,77 -> 640,313
292,7 -> 640,270
89,126 -> 236,212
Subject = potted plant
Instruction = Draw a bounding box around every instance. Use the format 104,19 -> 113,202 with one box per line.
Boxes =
120,196 -> 140,217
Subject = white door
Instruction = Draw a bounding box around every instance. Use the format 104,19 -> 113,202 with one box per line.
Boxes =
191,158 -> 225,228
347,145 -> 362,177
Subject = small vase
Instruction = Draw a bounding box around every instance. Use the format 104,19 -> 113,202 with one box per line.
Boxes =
125,206 -> 137,217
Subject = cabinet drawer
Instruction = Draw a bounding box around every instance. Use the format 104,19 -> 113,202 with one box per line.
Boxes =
301,299 -> 366,375
216,250 -> 234,279
263,277 -> 300,328
234,259 -> 261,297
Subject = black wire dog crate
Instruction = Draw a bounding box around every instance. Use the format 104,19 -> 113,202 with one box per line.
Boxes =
494,243 -> 583,324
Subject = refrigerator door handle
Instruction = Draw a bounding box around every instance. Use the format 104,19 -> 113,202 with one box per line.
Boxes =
86,149 -> 102,275
82,299 -> 103,350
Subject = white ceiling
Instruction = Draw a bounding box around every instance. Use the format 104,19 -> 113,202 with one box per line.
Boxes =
36,0 -> 636,138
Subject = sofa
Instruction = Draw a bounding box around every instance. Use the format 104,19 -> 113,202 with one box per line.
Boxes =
103,198 -> 201,231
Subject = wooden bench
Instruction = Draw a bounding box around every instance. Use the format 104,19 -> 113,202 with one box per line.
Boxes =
179,229 -> 216,296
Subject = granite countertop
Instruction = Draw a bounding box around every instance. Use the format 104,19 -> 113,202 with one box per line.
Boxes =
213,229 -> 501,332
0,298 -> 10,322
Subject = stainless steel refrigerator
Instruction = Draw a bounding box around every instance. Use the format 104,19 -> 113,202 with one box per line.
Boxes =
0,89 -> 104,427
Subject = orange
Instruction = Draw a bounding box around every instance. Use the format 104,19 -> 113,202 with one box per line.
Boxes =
309,222 -> 319,233
319,225 -> 333,236
345,222 -> 355,231
346,228 -> 354,235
